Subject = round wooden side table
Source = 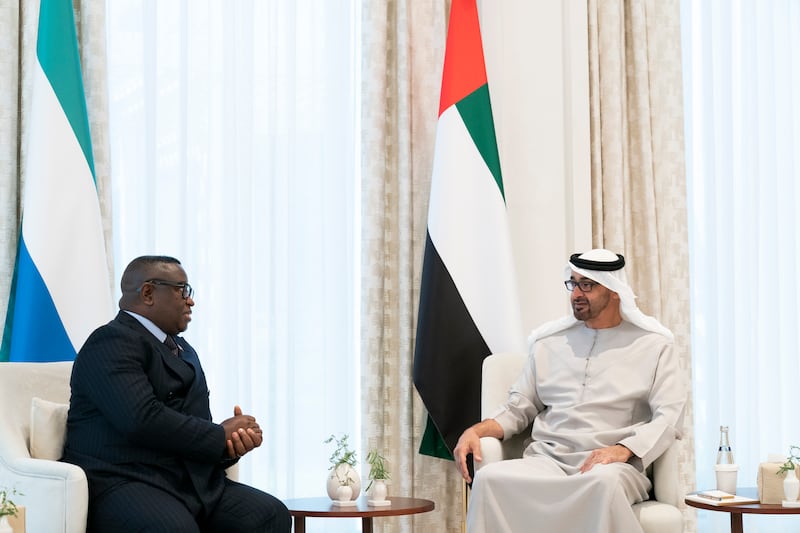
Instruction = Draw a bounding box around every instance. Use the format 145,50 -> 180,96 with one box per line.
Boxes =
283,496 -> 435,533
686,487 -> 800,533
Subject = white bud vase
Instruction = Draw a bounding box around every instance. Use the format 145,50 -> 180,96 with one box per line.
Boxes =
0,516 -> 12,533
371,480 -> 387,501
783,467 -> 800,505
368,479 -> 391,506
335,485 -> 352,502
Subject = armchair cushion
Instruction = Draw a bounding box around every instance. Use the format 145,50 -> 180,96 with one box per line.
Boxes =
30,397 -> 69,460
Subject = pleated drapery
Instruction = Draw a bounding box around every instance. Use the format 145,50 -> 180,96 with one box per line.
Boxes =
587,1 -> 697,530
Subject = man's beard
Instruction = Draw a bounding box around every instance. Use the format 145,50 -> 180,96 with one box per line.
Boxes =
572,298 -> 592,321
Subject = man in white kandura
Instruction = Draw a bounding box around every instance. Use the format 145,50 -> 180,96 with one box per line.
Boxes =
454,249 -> 686,533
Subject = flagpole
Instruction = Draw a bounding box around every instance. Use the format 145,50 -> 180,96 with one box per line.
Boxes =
462,479 -> 470,533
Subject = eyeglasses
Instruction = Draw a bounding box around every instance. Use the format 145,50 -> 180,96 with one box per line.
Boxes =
141,279 -> 194,299
564,279 -> 599,293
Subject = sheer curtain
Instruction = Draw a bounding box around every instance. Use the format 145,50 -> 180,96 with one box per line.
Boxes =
682,1 -> 800,532
106,0 -> 360,515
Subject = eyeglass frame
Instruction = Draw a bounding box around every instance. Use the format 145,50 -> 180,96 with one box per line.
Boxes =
140,279 -> 194,299
564,279 -> 600,293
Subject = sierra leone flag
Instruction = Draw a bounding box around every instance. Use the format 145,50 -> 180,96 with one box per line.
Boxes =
1,0 -> 113,362
413,0 -> 524,458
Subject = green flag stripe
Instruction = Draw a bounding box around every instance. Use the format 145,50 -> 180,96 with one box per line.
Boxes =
455,84 -> 504,201
37,0 -> 96,181
419,415 -> 454,460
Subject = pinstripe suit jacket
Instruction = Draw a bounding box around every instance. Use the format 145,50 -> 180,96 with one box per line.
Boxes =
63,311 -> 236,513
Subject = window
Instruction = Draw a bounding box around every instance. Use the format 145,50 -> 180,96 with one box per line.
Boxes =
106,2 -> 361,515
683,2 -> 800,531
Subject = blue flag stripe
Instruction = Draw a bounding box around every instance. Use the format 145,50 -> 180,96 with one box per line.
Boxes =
6,238 -> 75,362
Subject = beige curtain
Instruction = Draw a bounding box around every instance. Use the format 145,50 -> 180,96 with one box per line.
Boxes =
0,0 -> 113,330
588,0 -> 696,530
361,1 -> 467,531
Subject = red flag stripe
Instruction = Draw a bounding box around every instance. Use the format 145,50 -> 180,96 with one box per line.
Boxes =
438,0 -> 488,116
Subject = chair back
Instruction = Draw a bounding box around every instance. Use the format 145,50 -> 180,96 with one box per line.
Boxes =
0,361 -> 73,459
481,352 -> 529,459
480,352 -> 527,417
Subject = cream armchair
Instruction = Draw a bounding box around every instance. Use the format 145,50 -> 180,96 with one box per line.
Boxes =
0,361 -> 241,533
474,353 -> 683,533
0,361 -> 88,533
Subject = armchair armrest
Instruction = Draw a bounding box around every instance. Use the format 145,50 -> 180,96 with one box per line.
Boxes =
651,439 -> 681,507
475,436 -> 504,471
1,456 -> 88,533
225,461 -> 240,481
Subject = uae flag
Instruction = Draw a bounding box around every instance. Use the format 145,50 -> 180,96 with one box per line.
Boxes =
413,0 -> 524,458
1,0 -> 113,362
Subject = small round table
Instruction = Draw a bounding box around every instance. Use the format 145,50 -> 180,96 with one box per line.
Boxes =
685,487 -> 800,533
283,496 -> 435,533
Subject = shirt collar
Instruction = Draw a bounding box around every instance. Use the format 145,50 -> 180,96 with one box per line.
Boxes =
124,310 -> 168,343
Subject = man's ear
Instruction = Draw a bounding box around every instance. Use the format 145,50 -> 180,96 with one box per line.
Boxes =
138,283 -> 155,305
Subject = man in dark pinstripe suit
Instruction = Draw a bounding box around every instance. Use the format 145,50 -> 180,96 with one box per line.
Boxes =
63,255 -> 290,532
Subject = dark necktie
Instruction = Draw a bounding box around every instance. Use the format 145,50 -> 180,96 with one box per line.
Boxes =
164,335 -> 180,356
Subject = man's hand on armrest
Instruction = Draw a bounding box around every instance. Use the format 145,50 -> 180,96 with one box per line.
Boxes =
454,419 -> 504,483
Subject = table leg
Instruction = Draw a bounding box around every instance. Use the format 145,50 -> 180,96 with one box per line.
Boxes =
362,516 -> 374,533
730,513 -> 743,533
293,516 -> 305,533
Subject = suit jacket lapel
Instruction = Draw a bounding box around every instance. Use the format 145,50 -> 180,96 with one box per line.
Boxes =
115,312 -> 196,385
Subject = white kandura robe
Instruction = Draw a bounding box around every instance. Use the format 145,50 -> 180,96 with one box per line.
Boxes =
467,321 -> 686,533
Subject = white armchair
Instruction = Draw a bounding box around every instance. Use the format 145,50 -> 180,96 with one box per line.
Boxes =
474,353 -> 683,533
0,361 -> 88,533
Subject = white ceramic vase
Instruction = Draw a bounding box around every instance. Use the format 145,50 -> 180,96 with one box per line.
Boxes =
369,479 -> 387,502
326,464 -> 361,501
784,467 -> 800,502
0,516 -> 12,533
335,485 -> 352,502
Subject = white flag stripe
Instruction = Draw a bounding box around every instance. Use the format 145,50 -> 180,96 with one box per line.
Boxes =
22,62 -> 112,352
427,106 -> 524,355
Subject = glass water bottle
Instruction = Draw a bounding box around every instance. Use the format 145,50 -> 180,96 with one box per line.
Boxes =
716,425 -> 734,465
